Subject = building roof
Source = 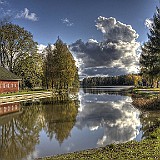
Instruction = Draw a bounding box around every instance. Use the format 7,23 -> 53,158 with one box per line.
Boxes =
0,67 -> 21,81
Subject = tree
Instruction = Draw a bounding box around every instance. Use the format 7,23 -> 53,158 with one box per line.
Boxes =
140,7 -> 160,87
13,52 -> 43,89
0,22 -> 37,72
0,22 -> 44,89
43,38 -> 79,90
42,44 -> 55,89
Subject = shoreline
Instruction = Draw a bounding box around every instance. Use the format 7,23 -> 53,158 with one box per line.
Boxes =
1,88 -> 160,160
37,128 -> 160,160
36,88 -> 160,160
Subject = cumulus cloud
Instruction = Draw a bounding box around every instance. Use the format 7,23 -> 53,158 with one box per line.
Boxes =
96,16 -> 138,42
145,18 -> 153,29
16,8 -> 38,21
70,16 -> 140,78
76,90 -> 141,146
61,18 -> 73,27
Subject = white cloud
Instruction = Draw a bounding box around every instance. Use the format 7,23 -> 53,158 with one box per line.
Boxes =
37,44 -> 47,54
61,18 -> 73,27
145,18 -> 153,29
96,16 -> 138,42
37,44 -> 56,56
70,16 -> 140,77
76,91 -> 141,146
16,8 -> 38,21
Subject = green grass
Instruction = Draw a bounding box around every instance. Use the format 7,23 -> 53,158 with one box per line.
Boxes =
131,87 -> 160,98
37,127 -> 160,160
133,87 -> 160,91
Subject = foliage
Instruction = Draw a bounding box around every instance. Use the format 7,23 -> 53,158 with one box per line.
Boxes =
0,22 -> 37,72
14,52 -> 43,89
140,7 -> 160,88
0,22 -> 43,89
82,74 -> 142,87
43,38 -> 79,90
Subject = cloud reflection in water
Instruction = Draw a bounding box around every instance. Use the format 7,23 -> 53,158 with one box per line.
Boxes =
76,90 -> 141,147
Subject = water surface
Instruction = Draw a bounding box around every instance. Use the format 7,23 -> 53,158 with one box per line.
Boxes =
0,88 -> 158,160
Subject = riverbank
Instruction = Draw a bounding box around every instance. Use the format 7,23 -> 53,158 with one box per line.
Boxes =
37,128 -> 160,160
132,87 -> 160,95
36,89 -> 160,160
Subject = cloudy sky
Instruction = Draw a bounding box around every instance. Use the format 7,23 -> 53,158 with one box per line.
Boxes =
0,0 -> 158,78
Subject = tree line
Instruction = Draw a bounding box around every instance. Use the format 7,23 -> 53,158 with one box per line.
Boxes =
0,21 -> 79,90
82,74 -> 142,87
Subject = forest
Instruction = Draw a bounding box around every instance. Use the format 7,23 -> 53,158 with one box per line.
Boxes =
82,74 -> 142,87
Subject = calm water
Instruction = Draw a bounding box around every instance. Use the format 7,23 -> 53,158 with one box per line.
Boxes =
0,88 -> 159,160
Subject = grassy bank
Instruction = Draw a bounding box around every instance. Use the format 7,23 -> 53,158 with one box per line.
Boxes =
37,128 -> 160,160
131,87 -> 160,96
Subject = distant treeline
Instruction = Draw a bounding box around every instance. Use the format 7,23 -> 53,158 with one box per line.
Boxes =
82,74 -> 142,87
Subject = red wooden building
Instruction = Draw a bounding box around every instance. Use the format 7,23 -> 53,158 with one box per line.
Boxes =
0,102 -> 20,116
0,67 -> 21,93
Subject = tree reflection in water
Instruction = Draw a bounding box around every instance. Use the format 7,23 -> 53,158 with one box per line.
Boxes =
0,89 -> 159,159
0,104 -> 42,160
0,96 -> 79,160
42,99 -> 79,144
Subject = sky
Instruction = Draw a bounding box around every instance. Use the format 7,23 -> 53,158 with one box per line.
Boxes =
0,0 -> 159,78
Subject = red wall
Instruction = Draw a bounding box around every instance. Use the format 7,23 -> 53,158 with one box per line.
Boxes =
0,80 -> 19,93
0,102 -> 20,116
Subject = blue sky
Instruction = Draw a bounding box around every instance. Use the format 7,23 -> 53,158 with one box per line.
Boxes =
0,0 -> 158,77
1,0 -> 157,44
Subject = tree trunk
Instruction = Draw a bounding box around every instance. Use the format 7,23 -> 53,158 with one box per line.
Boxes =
51,80 -> 54,89
150,75 -> 154,88
156,80 -> 159,88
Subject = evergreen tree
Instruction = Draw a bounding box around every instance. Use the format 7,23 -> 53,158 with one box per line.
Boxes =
43,38 -> 79,90
43,44 -> 55,89
140,7 -> 160,87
